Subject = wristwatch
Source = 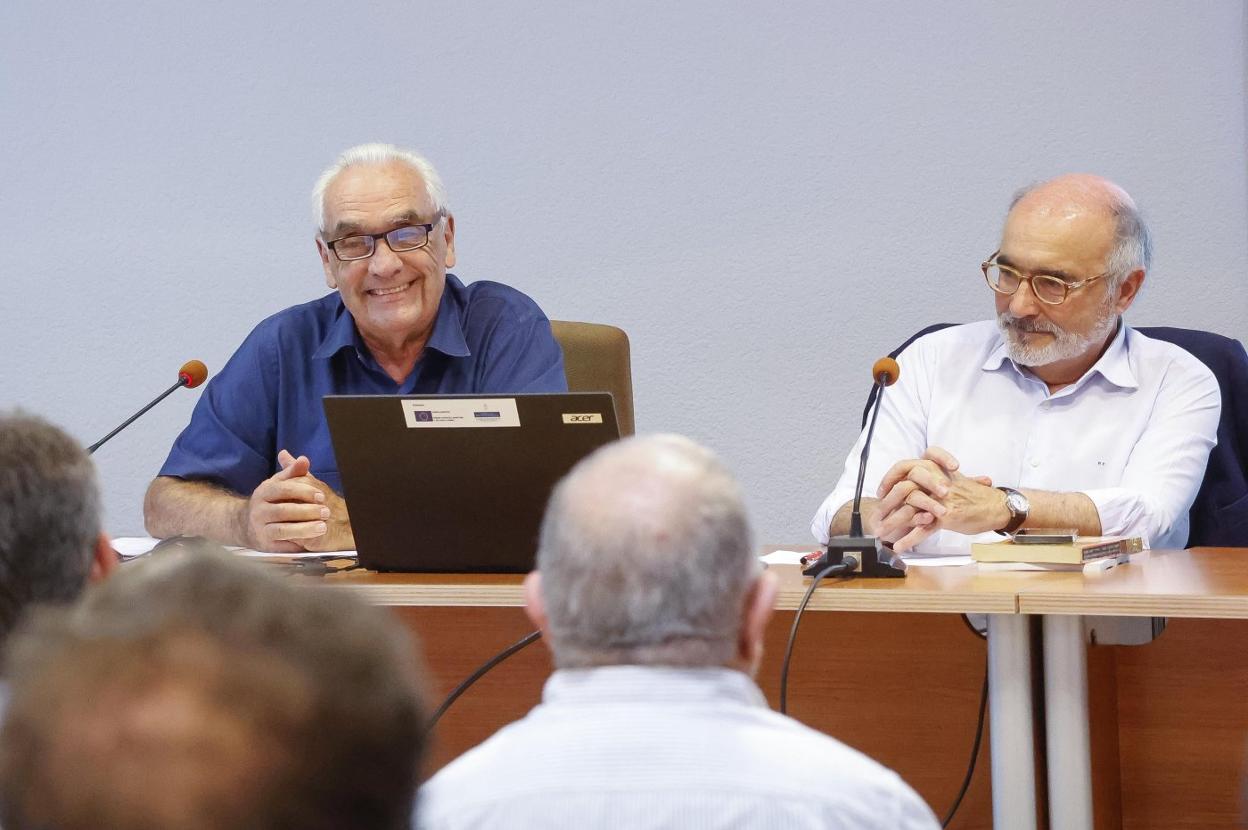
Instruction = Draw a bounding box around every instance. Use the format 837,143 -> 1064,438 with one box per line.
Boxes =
995,487 -> 1029,535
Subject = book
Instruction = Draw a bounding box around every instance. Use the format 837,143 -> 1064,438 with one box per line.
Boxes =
971,536 -> 1144,565
975,553 -> 1131,572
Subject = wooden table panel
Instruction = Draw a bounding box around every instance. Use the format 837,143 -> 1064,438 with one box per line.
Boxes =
1113,618 -> 1248,830
1017,549 -> 1248,619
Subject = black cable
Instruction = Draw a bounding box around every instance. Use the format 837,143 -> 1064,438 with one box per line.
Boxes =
426,630 -> 543,731
779,558 -> 857,715
960,613 -> 987,639
941,662 -> 989,828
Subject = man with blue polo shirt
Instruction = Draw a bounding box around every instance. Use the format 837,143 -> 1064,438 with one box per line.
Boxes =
144,144 -> 565,552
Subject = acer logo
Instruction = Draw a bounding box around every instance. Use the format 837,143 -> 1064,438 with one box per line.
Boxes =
561,413 -> 603,424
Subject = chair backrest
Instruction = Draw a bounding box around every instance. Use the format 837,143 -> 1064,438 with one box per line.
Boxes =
1136,327 -> 1248,547
869,323 -> 1248,546
551,320 -> 635,437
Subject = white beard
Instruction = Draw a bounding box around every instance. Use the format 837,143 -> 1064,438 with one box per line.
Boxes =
996,299 -> 1119,368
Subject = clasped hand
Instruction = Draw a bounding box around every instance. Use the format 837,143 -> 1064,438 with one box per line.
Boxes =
243,449 -> 353,552
871,447 -> 1001,552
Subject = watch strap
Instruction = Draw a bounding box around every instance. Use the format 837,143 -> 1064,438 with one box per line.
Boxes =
995,486 -> 1028,535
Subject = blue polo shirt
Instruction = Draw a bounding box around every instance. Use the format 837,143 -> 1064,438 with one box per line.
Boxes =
158,274 -> 566,495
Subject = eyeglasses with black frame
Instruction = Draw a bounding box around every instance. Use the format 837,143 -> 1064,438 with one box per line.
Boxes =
981,251 -> 1109,305
325,217 -> 443,262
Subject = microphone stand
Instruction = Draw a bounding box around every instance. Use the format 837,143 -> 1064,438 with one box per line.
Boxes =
804,368 -> 907,578
87,376 -> 191,455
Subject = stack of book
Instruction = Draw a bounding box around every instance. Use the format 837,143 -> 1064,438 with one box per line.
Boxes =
971,536 -> 1144,571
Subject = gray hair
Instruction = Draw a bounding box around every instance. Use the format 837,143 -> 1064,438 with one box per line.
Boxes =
311,142 -> 449,231
536,434 -> 758,669
1010,181 -> 1153,291
0,411 -> 100,646
0,548 -> 426,830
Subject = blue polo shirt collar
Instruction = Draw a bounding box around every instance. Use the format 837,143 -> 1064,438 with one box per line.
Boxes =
311,274 -> 472,361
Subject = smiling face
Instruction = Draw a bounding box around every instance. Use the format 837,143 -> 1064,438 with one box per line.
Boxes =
316,161 -> 456,356
993,180 -> 1141,382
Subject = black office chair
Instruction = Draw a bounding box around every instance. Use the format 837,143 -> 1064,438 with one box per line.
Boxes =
1134,327 -> 1248,547
865,323 -> 1248,546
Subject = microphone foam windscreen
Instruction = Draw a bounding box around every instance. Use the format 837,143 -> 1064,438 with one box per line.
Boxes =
178,360 -> 209,388
871,357 -> 900,386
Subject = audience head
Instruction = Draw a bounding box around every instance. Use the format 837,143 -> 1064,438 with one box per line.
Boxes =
0,410 -> 115,648
527,434 -> 776,672
0,546 -> 427,830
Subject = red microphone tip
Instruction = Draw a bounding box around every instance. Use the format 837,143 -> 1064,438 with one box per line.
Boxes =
871,357 -> 900,387
178,359 -> 209,389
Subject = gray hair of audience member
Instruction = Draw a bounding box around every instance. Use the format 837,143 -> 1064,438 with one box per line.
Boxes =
1009,177 -> 1153,291
0,547 -> 427,830
0,410 -> 101,645
536,434 -> 759,669
312,142 -> 449,231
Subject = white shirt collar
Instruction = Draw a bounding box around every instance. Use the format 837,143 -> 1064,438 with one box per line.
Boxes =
981,318 -> 1138,393
541,665 -> 767,708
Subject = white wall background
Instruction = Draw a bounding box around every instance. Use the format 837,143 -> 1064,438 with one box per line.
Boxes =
2,1 -> 1245,541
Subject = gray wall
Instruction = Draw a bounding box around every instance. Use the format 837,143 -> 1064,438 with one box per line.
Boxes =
2,1 -> 1245,542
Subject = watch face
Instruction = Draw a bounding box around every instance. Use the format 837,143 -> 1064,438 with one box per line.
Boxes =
1005,491 -> 1028,514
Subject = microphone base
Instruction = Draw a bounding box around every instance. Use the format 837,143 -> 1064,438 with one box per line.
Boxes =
803,536 -> 908,578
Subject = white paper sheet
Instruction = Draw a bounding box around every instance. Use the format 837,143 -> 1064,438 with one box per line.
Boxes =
110,536 -> 357,561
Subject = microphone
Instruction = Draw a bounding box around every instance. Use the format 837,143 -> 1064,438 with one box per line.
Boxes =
87,360 -> 208,455
804,356 -> 907,578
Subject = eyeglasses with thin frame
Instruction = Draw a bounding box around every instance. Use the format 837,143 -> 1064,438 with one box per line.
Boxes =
981,251 -> 1108,305
325,217 -> 443,262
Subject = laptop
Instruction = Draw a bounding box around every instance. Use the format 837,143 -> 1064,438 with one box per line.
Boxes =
323,393 -> 621,572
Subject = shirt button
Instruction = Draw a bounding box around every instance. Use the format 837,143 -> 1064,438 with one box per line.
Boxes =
1030,458 -> 1040,467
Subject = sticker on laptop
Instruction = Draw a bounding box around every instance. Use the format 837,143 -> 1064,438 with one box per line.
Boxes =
401,398 -> 520,428
561,413 -> 603,424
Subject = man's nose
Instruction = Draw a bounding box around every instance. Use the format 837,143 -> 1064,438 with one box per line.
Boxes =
368,238 -> 403,277
1008,278 -> 1042,316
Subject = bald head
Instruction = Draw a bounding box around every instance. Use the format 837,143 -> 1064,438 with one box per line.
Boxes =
1012,173 -> 1135,214
533,435 -> 760,670
1007,173 -> 1152,283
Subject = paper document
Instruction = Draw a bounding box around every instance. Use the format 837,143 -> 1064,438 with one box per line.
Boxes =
901,554 -> 975,568
110,536 -> 357,561
759,549 -> 975,568
759,550 -> 815,566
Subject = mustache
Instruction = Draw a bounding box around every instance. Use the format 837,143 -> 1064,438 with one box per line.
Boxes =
997,313 -> 1063,335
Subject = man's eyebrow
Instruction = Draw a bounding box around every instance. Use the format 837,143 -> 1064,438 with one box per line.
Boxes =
385,210 -> 432,226
327,211 -> 434,239
996,254 -> 1078,283
326,221 -> 362,238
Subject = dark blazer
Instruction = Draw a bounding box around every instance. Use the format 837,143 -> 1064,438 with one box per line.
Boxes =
1135,327 -> 1248,547
864,323 -> 1248,547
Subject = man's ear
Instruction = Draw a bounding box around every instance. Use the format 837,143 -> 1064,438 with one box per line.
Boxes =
738,570 -> 779,669
317,238 -> 338,289
523,570 -> 549,635
90,532 -> 119,582
1114,268 -> 1145,313
442,214 -> 456,269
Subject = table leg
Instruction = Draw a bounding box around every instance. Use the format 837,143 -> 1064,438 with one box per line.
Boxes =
1042,614 -> 1093,830
988,613 -> 1037,830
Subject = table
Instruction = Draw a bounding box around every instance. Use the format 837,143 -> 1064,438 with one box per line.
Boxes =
327,547 -> 1248,829
1015,548 -> 1248,830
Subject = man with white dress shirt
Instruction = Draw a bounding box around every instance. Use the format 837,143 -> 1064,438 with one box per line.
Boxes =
420,434 -> 940,830
811,174 -> 1221,553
